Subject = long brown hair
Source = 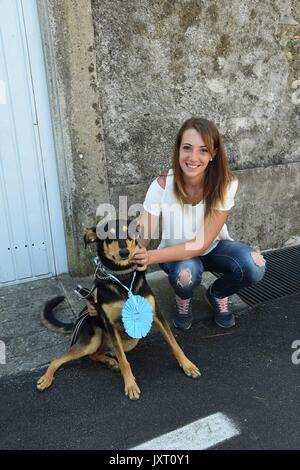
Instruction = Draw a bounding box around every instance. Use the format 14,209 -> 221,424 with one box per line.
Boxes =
172,117 -> 236,221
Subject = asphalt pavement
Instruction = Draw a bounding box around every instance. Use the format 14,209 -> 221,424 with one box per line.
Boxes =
0,290 -> 299,450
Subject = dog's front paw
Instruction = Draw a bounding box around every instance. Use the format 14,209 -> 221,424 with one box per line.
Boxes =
125,380 -> 141,400
36,374 -> 54,391
181,359 -> 201,378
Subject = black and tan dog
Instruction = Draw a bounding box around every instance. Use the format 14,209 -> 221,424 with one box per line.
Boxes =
37,219 -> 200,399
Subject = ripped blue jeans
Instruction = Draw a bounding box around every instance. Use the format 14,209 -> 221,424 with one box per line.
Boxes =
159,240 -> 266,299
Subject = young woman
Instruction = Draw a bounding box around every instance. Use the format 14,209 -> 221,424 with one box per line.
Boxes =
131,117 -> 266,330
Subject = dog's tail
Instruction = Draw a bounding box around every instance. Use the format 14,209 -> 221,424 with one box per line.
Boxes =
41,296 -> 74,334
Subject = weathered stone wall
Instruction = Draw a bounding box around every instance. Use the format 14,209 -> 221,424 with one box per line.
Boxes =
92,0 -> 300,250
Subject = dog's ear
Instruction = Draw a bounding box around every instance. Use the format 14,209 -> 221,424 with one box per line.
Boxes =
83,227 -> 97,248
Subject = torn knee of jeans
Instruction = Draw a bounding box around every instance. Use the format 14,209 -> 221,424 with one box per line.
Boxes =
251,251 -> 266,266
177,268 -> 193,287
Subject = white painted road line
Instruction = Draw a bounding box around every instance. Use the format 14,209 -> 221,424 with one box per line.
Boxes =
131,412 -> 240,450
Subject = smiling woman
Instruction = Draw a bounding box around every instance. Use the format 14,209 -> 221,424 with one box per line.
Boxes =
132,117 -> 266,330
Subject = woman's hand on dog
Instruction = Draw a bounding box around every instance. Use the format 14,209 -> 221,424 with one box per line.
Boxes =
130,246 -> 149,271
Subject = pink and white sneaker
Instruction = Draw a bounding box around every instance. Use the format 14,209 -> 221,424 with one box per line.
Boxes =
173,295 -> 193,330
205,286 -> 235,328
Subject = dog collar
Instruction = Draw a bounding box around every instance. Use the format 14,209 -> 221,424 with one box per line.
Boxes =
94,257 -> 138,280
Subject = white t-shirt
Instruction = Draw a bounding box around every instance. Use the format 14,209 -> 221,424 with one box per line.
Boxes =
143,169 -> 239,255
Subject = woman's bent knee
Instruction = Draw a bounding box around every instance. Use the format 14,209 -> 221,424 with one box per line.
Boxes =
167,259 -> 203,292
177,267 -> 195,287
243,251 -> 266,284
251,251 -> 266,267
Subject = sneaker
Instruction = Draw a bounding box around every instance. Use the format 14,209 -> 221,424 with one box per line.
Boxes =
205,285 -> 235,328
173,295 -> 193,330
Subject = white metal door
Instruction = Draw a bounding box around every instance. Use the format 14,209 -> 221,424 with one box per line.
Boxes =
0,0 -> 68,285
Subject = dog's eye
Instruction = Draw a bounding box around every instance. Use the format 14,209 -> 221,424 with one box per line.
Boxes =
122,225 -> 127,232
110,227 -> 116,235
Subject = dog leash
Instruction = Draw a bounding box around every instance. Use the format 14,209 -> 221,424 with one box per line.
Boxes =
70,307 -> 90,346
72,257 -> 151,340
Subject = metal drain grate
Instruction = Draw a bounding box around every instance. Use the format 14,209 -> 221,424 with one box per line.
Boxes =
212,245 -> 300,307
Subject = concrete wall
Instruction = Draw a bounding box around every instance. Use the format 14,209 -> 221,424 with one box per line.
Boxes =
37,0 -> 109,275
38,0 -> 300,274
91,0 -> 300,250
230,162 -> 300,249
